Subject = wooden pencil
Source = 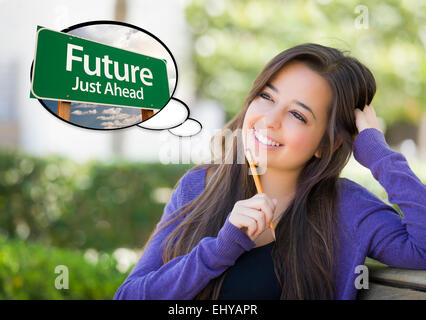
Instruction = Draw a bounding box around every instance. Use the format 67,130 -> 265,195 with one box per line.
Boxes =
245,148 -> 276,240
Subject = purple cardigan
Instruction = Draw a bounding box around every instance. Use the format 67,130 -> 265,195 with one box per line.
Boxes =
114,128 -> 426,300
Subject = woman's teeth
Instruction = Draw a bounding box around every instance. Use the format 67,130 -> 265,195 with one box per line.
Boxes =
254,130 -> 281,147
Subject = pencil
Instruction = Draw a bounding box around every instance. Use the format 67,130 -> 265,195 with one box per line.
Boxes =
245,148 -> 276,241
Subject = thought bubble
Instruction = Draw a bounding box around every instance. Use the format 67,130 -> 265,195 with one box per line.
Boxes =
30,20 -> 203,137
168,118 -> 202,137
137,98 -> 189,130
137,97 -> 202,137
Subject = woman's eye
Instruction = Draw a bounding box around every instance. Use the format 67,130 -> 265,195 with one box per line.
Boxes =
291,111 -> 307,123
259,92 -> 272,101
258,93 -> 306,124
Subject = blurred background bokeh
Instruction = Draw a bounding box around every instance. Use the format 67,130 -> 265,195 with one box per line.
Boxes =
0,0 -> 425,299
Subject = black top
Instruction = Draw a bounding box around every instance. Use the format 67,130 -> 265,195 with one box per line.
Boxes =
218,241 -> 282,300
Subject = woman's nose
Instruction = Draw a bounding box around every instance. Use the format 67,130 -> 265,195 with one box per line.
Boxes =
262,107 -> 282,129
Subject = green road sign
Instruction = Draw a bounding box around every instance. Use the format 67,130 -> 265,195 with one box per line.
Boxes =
31,26 -> 170,110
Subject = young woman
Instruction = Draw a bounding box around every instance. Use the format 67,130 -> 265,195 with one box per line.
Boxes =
114,43 -> 426,300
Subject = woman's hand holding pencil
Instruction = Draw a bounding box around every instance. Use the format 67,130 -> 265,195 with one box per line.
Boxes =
228,194 -> 277,241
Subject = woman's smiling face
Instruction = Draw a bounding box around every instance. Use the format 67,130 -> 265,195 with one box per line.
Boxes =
242,60 -> 333,171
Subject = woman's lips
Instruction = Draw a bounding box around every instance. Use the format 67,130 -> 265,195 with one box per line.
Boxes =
254,128 -> 283,145
252,129 -> 283,149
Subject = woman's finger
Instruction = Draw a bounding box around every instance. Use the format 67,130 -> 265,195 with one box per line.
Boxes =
254,193 -> 276,212
240,207 -> 266,237
247,194 -> 275,225
237,214 -> 258,239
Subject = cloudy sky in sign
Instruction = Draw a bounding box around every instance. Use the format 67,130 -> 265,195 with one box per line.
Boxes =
44,100 -> 143,129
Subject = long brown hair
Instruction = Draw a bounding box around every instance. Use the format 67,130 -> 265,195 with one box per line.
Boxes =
153,43 -> 376,299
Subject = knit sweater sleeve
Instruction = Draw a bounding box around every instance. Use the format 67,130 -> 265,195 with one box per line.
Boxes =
347,128 -> 426,269
113,168 -> 256,300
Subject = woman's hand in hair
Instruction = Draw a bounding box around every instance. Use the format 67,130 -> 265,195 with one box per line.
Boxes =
354,104 -> 383,135
228,194 -> 277,241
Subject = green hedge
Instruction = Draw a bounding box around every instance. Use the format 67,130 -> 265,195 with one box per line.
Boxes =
1,149 -> 424,253
0,149 -> 192,251
0,235 -> 129,299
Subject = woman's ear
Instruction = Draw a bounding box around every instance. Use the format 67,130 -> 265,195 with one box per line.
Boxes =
314,149 -> 321,158
314,136 -> 342,158
333,136 -> 343,152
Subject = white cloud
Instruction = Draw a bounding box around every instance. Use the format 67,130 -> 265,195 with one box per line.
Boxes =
72,109 -> 97,115
102,107 -> 122,115
72,103 -> 98,109
96,113 -> 128,121
100,114 -> 141,129
100,121 -> 115,129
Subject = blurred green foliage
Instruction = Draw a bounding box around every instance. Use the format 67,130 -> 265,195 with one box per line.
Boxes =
185,0 -> 426,125
0,149 -> 192,251
1,148 -> 424,253
0,234 -> 128,299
